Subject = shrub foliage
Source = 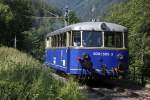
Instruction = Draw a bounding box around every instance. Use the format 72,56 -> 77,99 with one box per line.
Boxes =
0,47 -> 83,100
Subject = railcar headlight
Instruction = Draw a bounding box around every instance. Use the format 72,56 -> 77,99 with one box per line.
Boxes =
117,53 -> 124,60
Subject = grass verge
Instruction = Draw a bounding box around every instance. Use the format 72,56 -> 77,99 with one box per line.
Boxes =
0,47 -> 83,100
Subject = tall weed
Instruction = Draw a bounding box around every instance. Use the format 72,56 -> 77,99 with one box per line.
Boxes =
0,47 -> 83,100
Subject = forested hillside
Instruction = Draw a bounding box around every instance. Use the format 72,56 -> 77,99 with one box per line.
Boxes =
0,0 -> 63,60
0,0 -> 83,99
103,0 -> 150,82
46,0 -> 124,21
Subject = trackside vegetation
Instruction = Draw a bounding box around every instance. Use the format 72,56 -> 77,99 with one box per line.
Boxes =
103,0 -> 150,84
0,47 -> 83,100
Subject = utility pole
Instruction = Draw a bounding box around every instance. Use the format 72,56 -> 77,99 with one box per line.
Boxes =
14,35 -> 16,48
91,5 -> 96,22
40,6 -> 69,27
64,5 -> 69,26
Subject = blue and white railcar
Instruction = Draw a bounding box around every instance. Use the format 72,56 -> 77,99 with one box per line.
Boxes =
45,22 -> 128,78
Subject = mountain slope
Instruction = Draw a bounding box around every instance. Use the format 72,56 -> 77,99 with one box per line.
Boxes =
46,0 -> 124,21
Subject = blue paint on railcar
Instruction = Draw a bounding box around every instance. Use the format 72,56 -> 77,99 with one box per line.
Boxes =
44,48 -> 128,77
45,48 -> 68,72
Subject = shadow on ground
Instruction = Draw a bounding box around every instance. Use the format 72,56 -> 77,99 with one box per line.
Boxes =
80,78 -> 143,90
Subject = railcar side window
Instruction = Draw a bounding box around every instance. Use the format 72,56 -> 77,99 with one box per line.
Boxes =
104,32 -> 123,48
50,33 -> 67,47
82,31 -> 102,47
72,31 -> 81,46
62,34 -> 66,47
51,36 -> 55,47
46,37 -> 50,48
125,33 -> 128,48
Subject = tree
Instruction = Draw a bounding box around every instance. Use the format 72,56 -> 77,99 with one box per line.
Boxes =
0,2 -> 13,46
0,0 -> 33,48
22,0 -> 63,61
0,0 -> 63,61
68,11 -> 80,24
103,0 -> 150,83
0,2 -> 13,25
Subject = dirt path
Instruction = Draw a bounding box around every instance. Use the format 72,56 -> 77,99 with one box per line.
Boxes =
50,71 -> 150,100
79,79 -> 150,100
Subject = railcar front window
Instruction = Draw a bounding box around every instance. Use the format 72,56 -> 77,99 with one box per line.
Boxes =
82,31 -> 102,47
125,33 -> 128,48
104,32 -> 123,48
72,31 -> 81,46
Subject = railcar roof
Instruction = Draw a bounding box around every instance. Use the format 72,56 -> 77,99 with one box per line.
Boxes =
47,22 -> 127,37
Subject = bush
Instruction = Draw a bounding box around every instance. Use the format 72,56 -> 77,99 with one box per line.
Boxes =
59,79 -> 84,100
0,47 -> 83,100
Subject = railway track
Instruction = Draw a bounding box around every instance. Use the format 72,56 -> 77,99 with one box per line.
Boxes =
50,70 -> 150,100
79,79 -> 150,100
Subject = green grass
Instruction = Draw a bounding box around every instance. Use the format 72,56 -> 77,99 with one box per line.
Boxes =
0,47 -> 83,100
